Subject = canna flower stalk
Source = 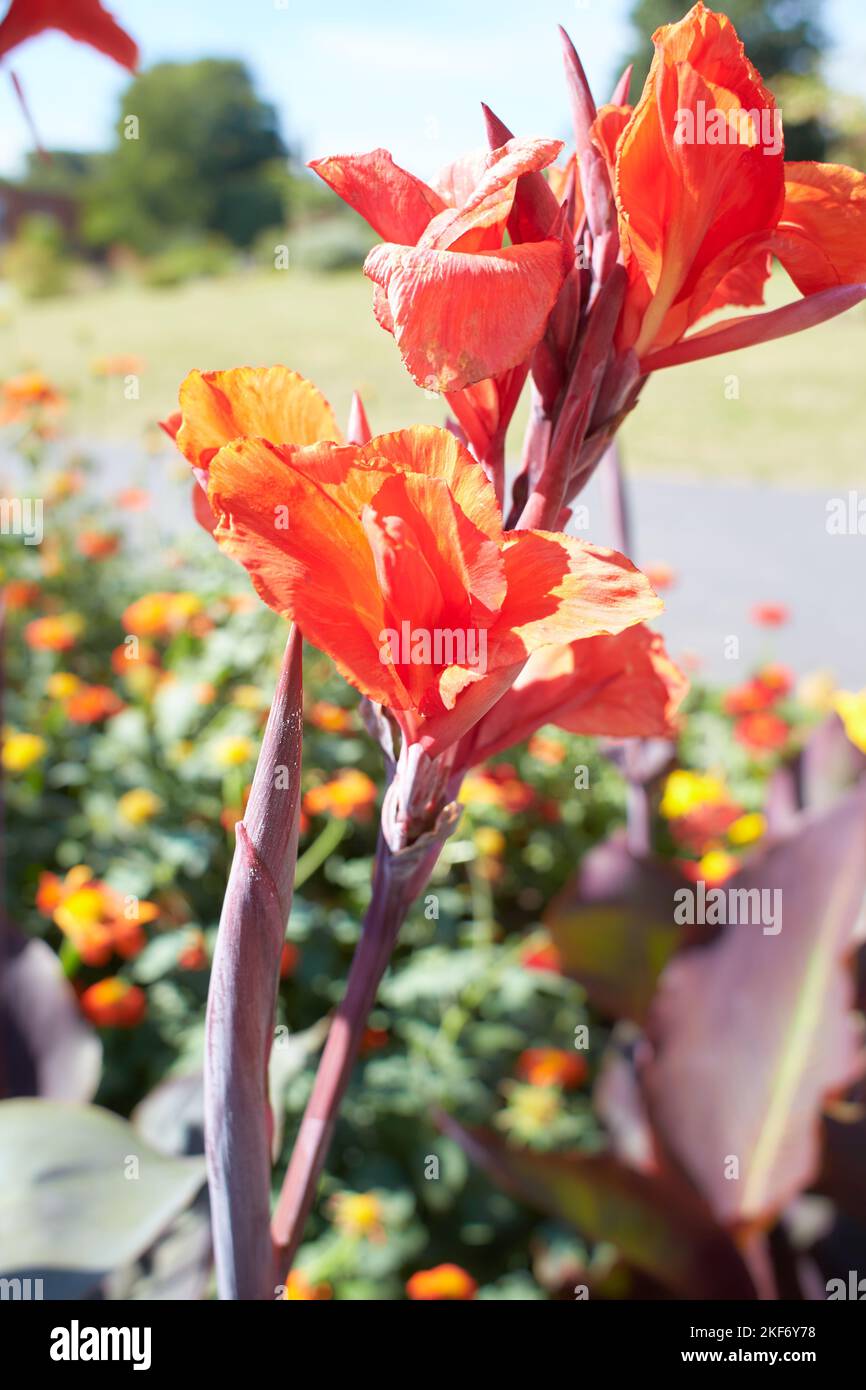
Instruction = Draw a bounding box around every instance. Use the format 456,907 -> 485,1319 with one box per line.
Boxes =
163,3 -> 866,1295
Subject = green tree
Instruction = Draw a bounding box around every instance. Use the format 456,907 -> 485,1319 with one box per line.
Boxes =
617,0 -> 830,160
82,60 -> 286,253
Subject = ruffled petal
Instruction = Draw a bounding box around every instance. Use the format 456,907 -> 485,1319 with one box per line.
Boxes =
771,162 -> 866,295
0,0 -> 138,69
308,149 -> 445,243
364,239 -> 569,391
489,531 -> 662,666
177,365 -> 340,475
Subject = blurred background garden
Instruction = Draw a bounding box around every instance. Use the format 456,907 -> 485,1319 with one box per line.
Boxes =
2,0 -> 866,1301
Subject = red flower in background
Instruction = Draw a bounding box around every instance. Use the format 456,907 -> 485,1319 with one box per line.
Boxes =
515,1047 -> 588,1089
734,710 -> 790,753
80,977 -> 147,1028
0,0 -> 138,70
750,602 -> 790,627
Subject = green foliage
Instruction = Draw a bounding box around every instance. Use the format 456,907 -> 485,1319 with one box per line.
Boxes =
139,236 -> 235,289
82,61 -> 286,253
2,213 -> 70,299
285,214 -> 377,273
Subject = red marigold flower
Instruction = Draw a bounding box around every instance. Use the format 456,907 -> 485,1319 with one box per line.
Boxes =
520,936 -> 563,973
24,612 -> 83,651
3,579 -> 41,610
750,602 -> 790,627
36,865 -> 158,965
76,530 -> 119,560
80,977 -> 147,1028
734,710 -> 790,753
65,684 -> 124,724
406,1263 -> 477,1301
515,1047 -> 587,1089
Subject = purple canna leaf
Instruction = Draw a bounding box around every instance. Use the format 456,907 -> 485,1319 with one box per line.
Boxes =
204,627 -> 303,1300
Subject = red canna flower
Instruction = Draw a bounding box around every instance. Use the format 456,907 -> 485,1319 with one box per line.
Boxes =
604,3 -> 866,367
310,140 -> 572,392
173,367 -> 661,753
0,0 -> 138,70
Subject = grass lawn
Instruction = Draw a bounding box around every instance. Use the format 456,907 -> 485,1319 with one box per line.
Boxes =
0,266 -> 863,487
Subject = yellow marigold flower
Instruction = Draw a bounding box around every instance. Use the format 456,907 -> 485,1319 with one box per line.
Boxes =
660,769 -> 727,820
727,812 -> 766,847
696,848 -> 739,885
231,684 -> 266,711
118,788 -> 163,825
474,826 -> 506,858
46,671 -> 82,700
496,1082 -> 563,1141
214,735 -> 254,768
282,1270 -> 331,1301
3,731 -> 47,772
834,689 -> 866,755
330,1191 -> 385,1241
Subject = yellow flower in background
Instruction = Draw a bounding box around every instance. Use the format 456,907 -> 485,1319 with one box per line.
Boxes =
696,849 -> 739,885
660,769 -> 727,820
330,1191 -> 386,1241
118,788 -> 163,825
231,684 -> 266,711
3,731 -> 47,773
834,689 -> 866,754
474,827 -> 506,858
46,672 -> 82,700
303,769 -> 377,821
727,812 -> 766,847
797,669 -> 837,713
496,1082 -> 563,1141
282,1270 -> 331,1301
214,735 -> 254,768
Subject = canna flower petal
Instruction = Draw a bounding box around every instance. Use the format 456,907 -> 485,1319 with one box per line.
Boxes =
419,138 -> 564,253
0,0 -> 138,69
615,2 -> 784,356
365,239 -> 570,391
204,417 -> 661,744
771,162 -> 866,296
307,149 -> 445,244
470,625 -> 687,761
176,365 -> 341,479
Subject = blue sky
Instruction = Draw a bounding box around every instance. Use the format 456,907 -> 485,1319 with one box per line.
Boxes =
0,0 -> 864,178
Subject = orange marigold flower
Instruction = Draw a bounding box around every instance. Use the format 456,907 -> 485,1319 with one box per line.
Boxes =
527,733 -> 568,765
460,765 -> 535,815
37,865 -> 158,966
406,1263 -> 477,1301
111,639 -> 160,676
303,769 -> 377,821
281,1270 -> 331,1301
279,941 -> 300,979
520,936 -> 562,973
307,700 -> 355,733
178,929 -> 208,971
80,977 -> 147,1029
76,530 -> 119,560
3,579 -> 41,610
515,1047 -> 587,1089
734,710 -> 790,753
91,353 -> 145,377
0,371 -> 65,424
24,612 -> 83,651
116,487 -> 150,510
122,591 -> 202,638
65,684 -> 124,724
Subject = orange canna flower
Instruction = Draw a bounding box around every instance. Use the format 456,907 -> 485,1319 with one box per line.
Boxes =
0,0 -> 138,69
24,612 -> 83,651
515,1047 -> 588,1089
604,4 -> 866,365
303,769 -> 377,822
65,684 -> 124,724
80,977 -> 147,1029
311,140 -> 572,391
173,366 -> 661,752
406,1263 -> 477,1301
